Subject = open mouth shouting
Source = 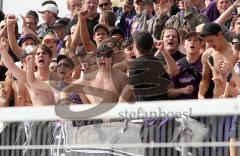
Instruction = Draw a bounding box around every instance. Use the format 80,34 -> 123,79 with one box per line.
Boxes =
38,57 -> 45,65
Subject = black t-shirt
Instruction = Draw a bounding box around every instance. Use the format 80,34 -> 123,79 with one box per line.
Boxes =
157,50 -> 185,65
129,54 -> 170,101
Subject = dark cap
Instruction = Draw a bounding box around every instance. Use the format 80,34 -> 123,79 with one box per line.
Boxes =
93,24 -> 109,35
110,28 -> 125,39
53,18 -> 69,28
57,54 -> 74,68
201,23 -> 222,37
21,34 -> 41,46
132,31 -> 153,51
185,32 -> 201,40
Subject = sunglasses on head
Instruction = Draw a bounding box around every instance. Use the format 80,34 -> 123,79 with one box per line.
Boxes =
99,2 -> 109,8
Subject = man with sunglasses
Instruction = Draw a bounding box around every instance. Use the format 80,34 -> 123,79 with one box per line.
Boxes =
98,0 -> 113,12
62,38 -> 131,104
52,54 -> 83,104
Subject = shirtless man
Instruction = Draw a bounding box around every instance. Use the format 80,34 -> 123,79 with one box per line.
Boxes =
5,61 -> 32,106
0,39 -> 55,106
198,23 -> 238,98
218,34 -> 240,97
62,38 -> 131,104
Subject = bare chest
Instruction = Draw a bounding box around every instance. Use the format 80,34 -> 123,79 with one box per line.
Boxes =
83,79 -> 120,104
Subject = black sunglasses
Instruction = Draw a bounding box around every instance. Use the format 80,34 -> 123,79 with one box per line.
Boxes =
96,52 -> 113,58
57,63 -> 72,68
99,2 -> 109,8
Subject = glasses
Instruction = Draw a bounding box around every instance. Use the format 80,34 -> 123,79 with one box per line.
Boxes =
96,39 -> 118,57
57,63 -> 72,68
99,2 -> 109,8
96,52 -> 113,58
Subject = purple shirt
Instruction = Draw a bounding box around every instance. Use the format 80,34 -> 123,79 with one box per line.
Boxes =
203,0 -> 220,22
171,56 -> 202,99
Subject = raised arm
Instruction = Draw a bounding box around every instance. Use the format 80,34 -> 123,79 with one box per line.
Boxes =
66,50 -> 81,80
198,51 -> 211,99
215,1 -> 240,26
4,73 -> 13,104
26,54 -> 52,91
79,9 -> 97,52
69,10 -> 82,52
0,37 -> 26,81
20,15 -> 36,35
6,15 -> 24,59
154,40 -> 180,76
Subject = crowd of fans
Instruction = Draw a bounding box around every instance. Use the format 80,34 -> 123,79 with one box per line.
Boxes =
1,0 -> 240,155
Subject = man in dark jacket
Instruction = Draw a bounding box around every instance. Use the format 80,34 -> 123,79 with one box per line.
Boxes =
129,31 -> 170,101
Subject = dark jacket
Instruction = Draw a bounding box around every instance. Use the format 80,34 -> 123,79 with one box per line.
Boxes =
129,54 -> 170,101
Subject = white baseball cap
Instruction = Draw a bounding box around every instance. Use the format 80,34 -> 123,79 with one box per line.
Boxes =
37,4 -> 59,14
